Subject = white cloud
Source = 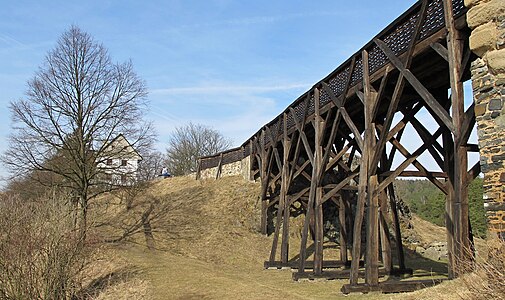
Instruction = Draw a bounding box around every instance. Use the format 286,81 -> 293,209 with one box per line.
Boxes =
150,83 -> 310,96
0,34 -> 25,48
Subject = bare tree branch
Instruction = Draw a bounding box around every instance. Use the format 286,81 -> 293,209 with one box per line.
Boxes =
165,123 -> 231,176
2,26 -> 155,236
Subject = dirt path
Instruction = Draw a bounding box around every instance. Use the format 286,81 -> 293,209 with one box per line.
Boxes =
123,245 -> 375,300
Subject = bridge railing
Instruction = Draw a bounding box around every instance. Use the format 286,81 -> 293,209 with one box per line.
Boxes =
198,0 -> 466,172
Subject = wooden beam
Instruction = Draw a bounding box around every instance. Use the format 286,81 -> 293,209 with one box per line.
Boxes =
374,38 -> 455,133
377,128 -> 443,193
365,175 -> 380,285
298,88 -> 324,275
281,113 -> 293,264
368,0 -> 430,176
289,107 -> 315,165
326,141 -> 353,172
380,170 -> 448,178
459,103 -> 476,147
339,195 -> 349,264
430,42 -> 449,62
387,184 -> 406,271
321,172 -> 359,203
293,161 -> 312,182
371,66 -> 392,120
466,161 -> 481,185
379,181 -> 392,273
340,108 -> 364,150
409,117 -> 445,169
215,153 -> 223,179
289,187 -> 310,206
444,0 -> 473,276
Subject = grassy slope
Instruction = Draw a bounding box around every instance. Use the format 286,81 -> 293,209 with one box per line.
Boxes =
98,175 -> 475,300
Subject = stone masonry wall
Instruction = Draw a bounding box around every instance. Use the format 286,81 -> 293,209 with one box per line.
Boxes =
199,156 -> 251,180
466,0 -> 505,237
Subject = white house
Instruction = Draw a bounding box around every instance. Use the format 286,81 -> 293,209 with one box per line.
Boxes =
97,134 -> 142,186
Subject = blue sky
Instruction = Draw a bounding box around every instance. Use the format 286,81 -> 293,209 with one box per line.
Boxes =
0,0 -> 478,185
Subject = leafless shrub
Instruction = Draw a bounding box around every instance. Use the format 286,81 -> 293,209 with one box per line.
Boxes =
458,238 -> 505,300
137,150 -> 165,182
0,193 -> 92,299
166,122 -> 232,176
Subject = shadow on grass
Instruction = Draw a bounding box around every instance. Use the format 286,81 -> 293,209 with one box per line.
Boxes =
285,241 -> 448,280
401,246 -> 448,277
76,267 -> 141,299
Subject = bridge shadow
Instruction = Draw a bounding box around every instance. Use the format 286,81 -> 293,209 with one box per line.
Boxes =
401,247 -> 448,277
285,241 -> 448,279
287,242 -> 339,263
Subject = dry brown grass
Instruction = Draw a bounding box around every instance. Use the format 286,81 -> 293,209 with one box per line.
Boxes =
88,175 -> 503,299
458,238 -> 505,300
81,246 -> 151,300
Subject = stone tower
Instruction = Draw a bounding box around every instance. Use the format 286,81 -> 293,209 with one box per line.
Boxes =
467,0 -> 505,238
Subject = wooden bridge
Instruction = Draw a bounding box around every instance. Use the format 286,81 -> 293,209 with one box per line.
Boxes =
198,0 -> 483,293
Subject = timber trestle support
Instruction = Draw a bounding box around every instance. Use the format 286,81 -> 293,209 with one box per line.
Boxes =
195,0 -> 504,294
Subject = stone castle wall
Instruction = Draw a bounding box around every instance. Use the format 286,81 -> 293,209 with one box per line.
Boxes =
467,0 -> 505,236
198,156 -> 251,180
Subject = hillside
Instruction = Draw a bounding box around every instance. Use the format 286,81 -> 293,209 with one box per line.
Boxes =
90,176 -> 493,299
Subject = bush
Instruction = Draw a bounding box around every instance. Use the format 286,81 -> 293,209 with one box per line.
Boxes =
459,239 -> 505,299
0,193 -> 91,299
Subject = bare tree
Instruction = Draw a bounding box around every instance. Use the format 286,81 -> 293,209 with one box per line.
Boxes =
137,150 -> 165,181
3,26 -> 153,236
165,123 -> 232,176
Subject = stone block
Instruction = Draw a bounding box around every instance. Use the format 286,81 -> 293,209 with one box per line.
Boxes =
500,172 -> 505,182
496,74 -> 505,85
471,57 -> 487,69
492,153 -> 505,162
487,49 -> 505,72
464,0 -> 481,9
489,98 -> 503,110
479,85 -> 495,94
475,103 -> 488,115
470,21 -> 498,56
497,113 -> 505,127
467,0 -> 505,29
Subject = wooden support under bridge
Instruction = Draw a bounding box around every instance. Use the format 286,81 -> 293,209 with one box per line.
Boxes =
198,0 -> 481,294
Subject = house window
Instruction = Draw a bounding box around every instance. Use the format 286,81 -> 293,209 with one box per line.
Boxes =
121,160 -> 127,166
121,174 -> 127,183
105,173 -> 112,181
106,159 -> 113,165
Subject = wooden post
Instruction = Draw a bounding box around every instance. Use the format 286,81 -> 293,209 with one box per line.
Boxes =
261,197 -> 268,235
339,194 -> 349,264
314,186 -> 324,275
313,88 -> 324,275
249,141 -> 254,181
280,113 -> 292,264
387,184 -> 406,271
379,189 -> 392,273
443,124 -> 456,279
215,153 -> 223,179
196,159 -> 202,180
260,130 -> 271,235
350,50 -> 373,285
443,0 -> 472,276
297,88 -> 325,275
365,175 -> 379,285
